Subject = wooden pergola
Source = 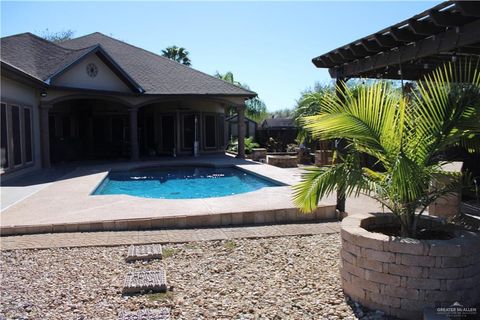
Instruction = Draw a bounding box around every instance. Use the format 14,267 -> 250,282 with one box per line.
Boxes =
311,1 -> 480,212
313,1 -> 480,81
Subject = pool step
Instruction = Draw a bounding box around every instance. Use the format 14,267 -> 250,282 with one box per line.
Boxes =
126,244 -> 163,262
118,308 -> 171,320
122,269 -> 167,295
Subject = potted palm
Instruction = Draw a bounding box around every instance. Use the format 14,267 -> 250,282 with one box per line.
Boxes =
293,62 -> 480,319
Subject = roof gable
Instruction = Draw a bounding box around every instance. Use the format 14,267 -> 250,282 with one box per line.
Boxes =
48,45 -> 143,93
59,32 -> 257,96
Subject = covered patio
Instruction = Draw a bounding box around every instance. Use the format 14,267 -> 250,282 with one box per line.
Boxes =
43,93 -> 242,166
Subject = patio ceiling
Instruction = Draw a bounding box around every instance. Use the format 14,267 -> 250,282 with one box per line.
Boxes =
312,1 -> 480,80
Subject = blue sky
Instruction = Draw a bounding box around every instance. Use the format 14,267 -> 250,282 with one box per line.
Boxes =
1,1 -> 439,111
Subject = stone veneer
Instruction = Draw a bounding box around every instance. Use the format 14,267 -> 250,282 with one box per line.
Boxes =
251,148 -> 267,161
266,155 -> 298,168
340,213 -> 480,320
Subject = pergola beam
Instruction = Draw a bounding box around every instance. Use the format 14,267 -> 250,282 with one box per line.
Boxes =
407,19 -> 444,35
454,1 -> 480,18
360,39 -> 382,53
330,19 -> 480,79
429,10 -> 473,27
389,27 -> 424,43
373,33 -> 400,48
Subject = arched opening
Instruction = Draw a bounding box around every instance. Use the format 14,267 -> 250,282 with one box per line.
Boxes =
49,98 -> 130,163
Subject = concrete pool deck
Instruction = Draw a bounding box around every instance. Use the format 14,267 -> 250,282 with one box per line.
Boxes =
0,156 -> 337,236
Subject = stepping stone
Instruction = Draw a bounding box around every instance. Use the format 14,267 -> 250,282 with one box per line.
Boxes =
123,269 -> 167,294
118,308 -> 171,320
126,244 -> 163,262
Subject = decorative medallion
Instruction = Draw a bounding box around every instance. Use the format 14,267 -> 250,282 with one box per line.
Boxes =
86,63 -> 98,78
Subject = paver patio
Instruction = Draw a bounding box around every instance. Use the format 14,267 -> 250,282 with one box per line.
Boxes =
0,222 -> 341,250
0,156 -> 338,235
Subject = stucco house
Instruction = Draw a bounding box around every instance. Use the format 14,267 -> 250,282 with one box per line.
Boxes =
0,32 -> 255,178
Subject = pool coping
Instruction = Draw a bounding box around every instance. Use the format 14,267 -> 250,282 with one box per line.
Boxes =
0,156 -> 337,236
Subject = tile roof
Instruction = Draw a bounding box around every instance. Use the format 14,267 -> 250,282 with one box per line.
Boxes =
1,32 -> 256,97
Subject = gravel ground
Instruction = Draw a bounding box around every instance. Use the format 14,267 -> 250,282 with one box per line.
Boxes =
1,233 -> 387,320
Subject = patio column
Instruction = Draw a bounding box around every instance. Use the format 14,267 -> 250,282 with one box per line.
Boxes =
335,78 -> 347,212
39,103 -> 52,168
129,107 -> 139,161
236,104 -> 246,159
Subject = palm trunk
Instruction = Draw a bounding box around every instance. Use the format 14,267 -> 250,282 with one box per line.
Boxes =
398,206 -> 417,238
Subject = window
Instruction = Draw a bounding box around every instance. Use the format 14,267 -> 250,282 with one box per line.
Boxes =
217,114 -> 225,148
204,114 -> 217,149
11,106 -> 22,166
24,108 -> 33,163
182,114 -> 195,149
62,116 -> 71,138
0,102 -> 34,172
1,104 -> 8,169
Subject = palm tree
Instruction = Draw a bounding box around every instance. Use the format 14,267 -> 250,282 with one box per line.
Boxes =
161,46 -> 191,66
293,61 -> 480,238
214,71 -> 267,121
294,84 -> 332,144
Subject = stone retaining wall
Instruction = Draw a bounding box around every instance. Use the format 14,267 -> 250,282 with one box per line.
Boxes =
340,214 -> 480,319
251,148 -> 267,161
266,155 -> 298,168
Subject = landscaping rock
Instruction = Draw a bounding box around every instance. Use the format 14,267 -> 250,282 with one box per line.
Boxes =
0,234 -> 388,319
127,244 -> 163,262
123,270 -> 167,294
118,308 -> 170,320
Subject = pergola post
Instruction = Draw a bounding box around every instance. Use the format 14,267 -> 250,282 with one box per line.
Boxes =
39,103 -> 52,168
129,107 -> 139,161
335,78 -> 347,213
236,104 -> 246,159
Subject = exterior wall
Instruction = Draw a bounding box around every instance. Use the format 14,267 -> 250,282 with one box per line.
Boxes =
340,214 -> 480,319
0,76 -> 41,179
51,53 -> 131,93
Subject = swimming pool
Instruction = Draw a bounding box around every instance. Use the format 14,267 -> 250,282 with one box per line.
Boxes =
92,166 -> 281,199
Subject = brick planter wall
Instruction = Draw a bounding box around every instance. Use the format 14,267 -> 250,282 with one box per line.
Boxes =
340,213 -> 480,320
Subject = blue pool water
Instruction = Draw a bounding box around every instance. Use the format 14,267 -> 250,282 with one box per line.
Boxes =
93,166 -> 281,199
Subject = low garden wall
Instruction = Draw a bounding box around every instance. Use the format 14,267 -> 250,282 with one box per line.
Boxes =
340,213 -> 480,319
251,148 -> 267,161
266,155 -> 298,168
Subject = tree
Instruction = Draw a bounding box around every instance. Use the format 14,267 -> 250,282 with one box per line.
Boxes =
293,83 -> 333,145
214,71 -> 267,121
293,61 -> 480,238
161,46 -> 191,66
40,29 -> 74,43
